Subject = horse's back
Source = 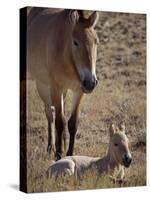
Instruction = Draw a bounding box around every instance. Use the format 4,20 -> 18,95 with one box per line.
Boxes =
27,7 -> 63,27
27,8 -> 66,82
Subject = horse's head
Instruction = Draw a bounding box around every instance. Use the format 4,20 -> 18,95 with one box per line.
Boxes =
68,10 -> 99,93
109,123 -> 132,168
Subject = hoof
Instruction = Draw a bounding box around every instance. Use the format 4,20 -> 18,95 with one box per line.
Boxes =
117,179 -> 123,185
55,152 -> 62,161
47,144 -> 56,155
115,179 -> 127,186
66,151 -> 73,156
118,179 -> 128,186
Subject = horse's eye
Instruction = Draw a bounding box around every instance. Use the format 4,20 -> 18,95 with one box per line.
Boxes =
114,143 -> 118,147
73,40 -> 79,47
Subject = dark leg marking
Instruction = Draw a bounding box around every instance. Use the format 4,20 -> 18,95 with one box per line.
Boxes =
55,110 -> 64,160
67,110 -> 79,156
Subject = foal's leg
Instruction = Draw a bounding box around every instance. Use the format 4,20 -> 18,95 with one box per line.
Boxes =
67,90 -> 83,156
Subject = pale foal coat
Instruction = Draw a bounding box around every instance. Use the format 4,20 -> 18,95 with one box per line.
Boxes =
47,123 -> 132,180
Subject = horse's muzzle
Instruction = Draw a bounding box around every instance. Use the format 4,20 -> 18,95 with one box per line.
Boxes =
123,154 -> 132,168
82,76 -> 98,93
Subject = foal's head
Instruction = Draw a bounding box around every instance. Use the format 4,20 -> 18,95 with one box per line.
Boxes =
109,123 -> 132,168
68,10 -> 99,93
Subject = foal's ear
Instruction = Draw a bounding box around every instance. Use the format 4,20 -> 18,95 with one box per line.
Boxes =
69,10 -> 79,26
109,124 -> 116,137
119,122 -> 126,133
87,11 -> 99,28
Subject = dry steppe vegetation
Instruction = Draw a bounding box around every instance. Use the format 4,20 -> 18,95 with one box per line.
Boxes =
24,11 -> 146,192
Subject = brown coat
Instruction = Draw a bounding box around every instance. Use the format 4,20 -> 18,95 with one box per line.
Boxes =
27,8 -> 99,159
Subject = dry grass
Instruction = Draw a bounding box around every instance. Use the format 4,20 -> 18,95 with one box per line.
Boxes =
24,11 -> 146,193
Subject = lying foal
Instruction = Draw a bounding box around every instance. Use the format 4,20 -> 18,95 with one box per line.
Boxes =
47,123 -> 132,182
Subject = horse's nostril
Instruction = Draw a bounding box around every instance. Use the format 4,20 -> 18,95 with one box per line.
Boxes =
128,157 -> 132,164
124,155 -> 132,164
95,79 -> 98,85
82,79 -> 95,91
83,79 -> 88,88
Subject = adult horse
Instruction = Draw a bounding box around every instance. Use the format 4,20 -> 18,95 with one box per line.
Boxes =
27,8 -> 99,160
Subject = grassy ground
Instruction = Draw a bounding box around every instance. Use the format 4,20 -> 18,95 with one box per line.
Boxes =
24,11 -> 146,192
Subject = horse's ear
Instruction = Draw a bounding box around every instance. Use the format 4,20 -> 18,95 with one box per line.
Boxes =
87,11 -> 99,28
69,10 -> 79,26
119,122 -> 126,133
109,124 -> 116,137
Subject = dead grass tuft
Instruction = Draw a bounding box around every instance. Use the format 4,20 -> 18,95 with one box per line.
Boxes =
24,11 -> 146,192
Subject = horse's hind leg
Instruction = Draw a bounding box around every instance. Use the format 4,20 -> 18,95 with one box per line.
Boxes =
36,81 -> 56,156
61,93 -> 68,154
45,105 -> 56,155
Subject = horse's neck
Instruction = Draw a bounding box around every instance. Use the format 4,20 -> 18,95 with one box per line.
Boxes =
92,151 -> 120,174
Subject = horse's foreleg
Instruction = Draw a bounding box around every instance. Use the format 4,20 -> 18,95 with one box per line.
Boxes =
54,93 -> 67,160
55,111 -> 64,160
67,91 -> 83,156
